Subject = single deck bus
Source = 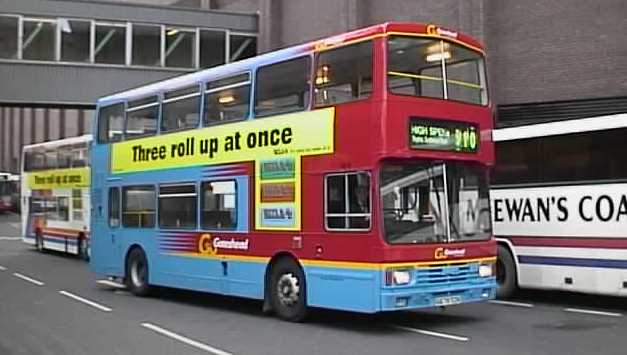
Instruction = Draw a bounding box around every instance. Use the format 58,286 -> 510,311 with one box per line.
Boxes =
21,135 -> 92,259
91,22 -> 496,321
0,172 -> 19,213
492,113 -> 627,298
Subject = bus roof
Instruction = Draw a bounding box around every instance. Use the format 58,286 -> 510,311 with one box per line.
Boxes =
22,134 -> 92,152
98,22 -> 485,105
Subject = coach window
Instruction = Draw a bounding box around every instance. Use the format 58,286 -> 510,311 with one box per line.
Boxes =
159,184 -> 197,229
201,181 -> 237,229
122,186 -> 156,228
162,86 -> 200,132
97,103 -> 125,143
204,74 -> 251,125
314,41 -> 372,107
255,56 -> 311,117
126,96 -> 159,139
325,172 -> 371,230
492,139 -> 542,185
108,187 -> 120,228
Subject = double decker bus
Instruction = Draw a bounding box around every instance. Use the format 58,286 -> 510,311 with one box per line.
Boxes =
0,172 -> 19,213
91,22 -> 496,321
492,113 -> 627,298
21,135 -> 91,259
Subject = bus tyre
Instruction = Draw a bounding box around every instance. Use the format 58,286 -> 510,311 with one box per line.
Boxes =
269,258 -> 308,322
496,244 -> 517,299
126,248 -> 151,296
78,237 -> 90,262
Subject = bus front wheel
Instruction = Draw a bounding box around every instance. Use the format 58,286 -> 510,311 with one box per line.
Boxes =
496,244 -> 517,299
269,258 -> 308,322
125,248 -> 151,296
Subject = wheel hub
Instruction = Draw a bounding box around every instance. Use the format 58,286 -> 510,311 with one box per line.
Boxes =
277,273 -> 300,307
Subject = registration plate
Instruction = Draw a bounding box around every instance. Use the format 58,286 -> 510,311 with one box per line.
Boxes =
434,295 -> 462,306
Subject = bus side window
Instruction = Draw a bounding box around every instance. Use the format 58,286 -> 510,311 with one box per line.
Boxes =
126,96 -> 159,139
97,103 -> 125,143
325,172 -> 371,231
108,187 -> 120,228
161,86 -> 201,132
201,180 -> 237,230
204,73 -> 251,126
314,40 -> 372,107
255,56 -> 311,117
122,185 -> 156,228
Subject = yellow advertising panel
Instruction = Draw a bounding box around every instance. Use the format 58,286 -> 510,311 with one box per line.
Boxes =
27,167 -> 90,189
111,108 -> 335,174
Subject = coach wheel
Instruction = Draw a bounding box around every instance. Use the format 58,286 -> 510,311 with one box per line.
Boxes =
126,248 -> 151,296
496,244 -> 517,299
78,237 -> 90,262
35,232 -> 44,252
269,258 -> 308,322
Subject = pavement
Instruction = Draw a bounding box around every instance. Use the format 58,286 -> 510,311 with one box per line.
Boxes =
1,212 -> 626,355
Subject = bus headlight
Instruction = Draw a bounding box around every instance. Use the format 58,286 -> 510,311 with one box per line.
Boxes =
479,261 -> 495,277
385,269 -> 412,286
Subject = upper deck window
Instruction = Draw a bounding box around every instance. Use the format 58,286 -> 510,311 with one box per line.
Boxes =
126,96 -> 159,139
255,56 -> 311,117
387,36 -> 487,105
204,74 -> 250,126
97,103 -> 125,143
314,41 -> 372,107
161,86 -> 201,132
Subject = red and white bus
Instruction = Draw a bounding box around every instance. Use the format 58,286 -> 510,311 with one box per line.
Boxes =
492,113 -> 627,298
91,22 -> 496,321
21,135 -> 91,259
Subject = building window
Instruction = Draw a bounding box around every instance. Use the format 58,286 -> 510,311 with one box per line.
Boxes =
126,96 -> 158,138
132,24 -> 161,66
0,15 -> 18,59
165,26 -> 196,68
158,184 -> 197,229
199,29 -> 225,68
229,33 -> 256,62
161,86 -> 200,132
72,189 -> 83,221
314,41 -> 372,107
325,172 -> 371,230
204,74 -> 250,126
255,56 -> 311,117
22,18 -> 56,61
97,103 -> 125,143
60,19 -> 91,62
122,185 -> 155,228
202,180 -> 236,229
95,22 -> 126,65
109,187 -> 120,228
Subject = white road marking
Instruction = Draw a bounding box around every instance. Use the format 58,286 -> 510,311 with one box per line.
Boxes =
13,272 -> 44,286
488,300 -> 534,308
58,291 -> 113,312
96,279 -> 127,289
141,323 -> 233,355
0,265 -> 6,271
0,236 -> 20,241
564,308 -> 622,317
391,325 -> 469,342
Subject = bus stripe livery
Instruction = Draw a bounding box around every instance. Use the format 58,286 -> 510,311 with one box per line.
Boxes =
91,22 -> 496,320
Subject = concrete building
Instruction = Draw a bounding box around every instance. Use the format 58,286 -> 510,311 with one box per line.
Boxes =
2,0 -> 626,172
0,0 -> 257,172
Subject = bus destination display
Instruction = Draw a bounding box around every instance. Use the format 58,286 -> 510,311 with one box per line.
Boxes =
409,118 -> 479,153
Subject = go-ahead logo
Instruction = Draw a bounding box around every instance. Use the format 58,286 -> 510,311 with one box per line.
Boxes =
434,247 -> 466,260
197,234 -> 250,256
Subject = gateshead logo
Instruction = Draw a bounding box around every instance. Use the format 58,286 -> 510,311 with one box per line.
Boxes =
426,24 -> 459,39
197,234 -> 250,256
434,247 -> 466,260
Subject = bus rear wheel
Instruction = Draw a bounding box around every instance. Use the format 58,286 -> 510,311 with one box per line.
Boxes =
496,244 -> 517,299
269,258 -> 308,322
125,248 -> 151,296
